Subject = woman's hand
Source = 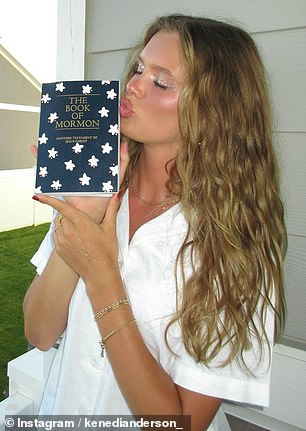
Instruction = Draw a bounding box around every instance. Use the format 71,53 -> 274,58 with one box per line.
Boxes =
32,191 -> 123,285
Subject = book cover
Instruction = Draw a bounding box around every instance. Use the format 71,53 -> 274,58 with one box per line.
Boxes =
34,80 -> 120,196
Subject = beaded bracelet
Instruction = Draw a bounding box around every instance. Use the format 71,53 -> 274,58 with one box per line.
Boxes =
94,297 -> 129,320
99,318 -> 136,357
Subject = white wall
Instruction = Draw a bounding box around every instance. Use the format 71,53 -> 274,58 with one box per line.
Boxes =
0,44 -> 42,170
0,169 -> 52,232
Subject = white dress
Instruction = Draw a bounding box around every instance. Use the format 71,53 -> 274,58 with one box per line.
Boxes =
31,191 -> 274,430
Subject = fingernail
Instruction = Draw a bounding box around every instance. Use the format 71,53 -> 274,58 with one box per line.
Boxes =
117,189 -> 123,200
32,195 -> 41,202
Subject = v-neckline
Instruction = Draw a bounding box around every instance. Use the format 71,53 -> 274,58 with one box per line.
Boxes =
126,189 -> 180,245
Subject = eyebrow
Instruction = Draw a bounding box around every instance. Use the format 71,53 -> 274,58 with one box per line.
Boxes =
138,55 -> 176,79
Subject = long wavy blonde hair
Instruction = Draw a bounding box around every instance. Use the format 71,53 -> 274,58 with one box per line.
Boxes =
121,15 -> 286,370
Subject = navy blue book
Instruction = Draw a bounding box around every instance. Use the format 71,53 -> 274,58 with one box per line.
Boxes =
34,80 -> 120,196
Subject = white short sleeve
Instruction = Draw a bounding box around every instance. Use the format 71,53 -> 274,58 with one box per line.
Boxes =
170,343 -> 272,406
30,212 -> 55,275
165,304 -> 275,407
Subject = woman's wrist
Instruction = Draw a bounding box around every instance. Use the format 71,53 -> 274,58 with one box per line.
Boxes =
85,264 -> 125,307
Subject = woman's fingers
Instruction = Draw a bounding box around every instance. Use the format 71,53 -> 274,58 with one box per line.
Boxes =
32,195 -> 83,225
101,192 -> 122,228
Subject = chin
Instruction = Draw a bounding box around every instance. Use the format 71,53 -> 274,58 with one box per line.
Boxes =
120,127 -> 143,144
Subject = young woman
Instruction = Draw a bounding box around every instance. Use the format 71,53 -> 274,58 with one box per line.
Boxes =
24,15 -> 286,430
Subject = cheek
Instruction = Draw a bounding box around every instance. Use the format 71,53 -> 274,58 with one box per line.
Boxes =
148,93 -> 180,120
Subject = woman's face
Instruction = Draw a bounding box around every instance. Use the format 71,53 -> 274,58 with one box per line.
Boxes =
120,31 -> 184,151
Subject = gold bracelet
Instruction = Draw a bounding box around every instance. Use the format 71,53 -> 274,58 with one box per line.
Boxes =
99,318 -> 136,358
94,297 -> 129,320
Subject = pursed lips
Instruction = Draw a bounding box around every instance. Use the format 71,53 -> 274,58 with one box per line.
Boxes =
119,97 -> 134,117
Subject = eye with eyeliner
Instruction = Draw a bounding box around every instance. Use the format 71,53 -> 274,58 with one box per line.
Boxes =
153,78 -> 169,90
133,62 -> 172,90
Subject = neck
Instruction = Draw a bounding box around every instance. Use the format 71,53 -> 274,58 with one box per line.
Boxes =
132,146 -> 176,198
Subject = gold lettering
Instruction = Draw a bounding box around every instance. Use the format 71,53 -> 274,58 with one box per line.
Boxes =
55,119 -> 100,129
68,96 -> 88,104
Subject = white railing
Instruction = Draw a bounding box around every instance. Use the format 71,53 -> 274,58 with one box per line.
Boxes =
0,168 -> 52,232
0,348 -> 56,429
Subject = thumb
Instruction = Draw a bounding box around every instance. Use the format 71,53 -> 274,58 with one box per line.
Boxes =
101,191 -> 122,228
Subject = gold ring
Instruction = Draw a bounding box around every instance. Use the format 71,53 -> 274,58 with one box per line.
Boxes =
58,214 -> 64,225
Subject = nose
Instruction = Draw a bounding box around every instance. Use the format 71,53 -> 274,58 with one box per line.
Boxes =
126,74 -> 144,97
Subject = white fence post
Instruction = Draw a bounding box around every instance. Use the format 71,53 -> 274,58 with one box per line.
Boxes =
0,348 -> 56,428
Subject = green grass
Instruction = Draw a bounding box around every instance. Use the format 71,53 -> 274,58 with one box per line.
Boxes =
0,223 -> 50,401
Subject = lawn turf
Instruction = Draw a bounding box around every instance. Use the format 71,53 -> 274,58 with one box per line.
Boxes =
0,223 -> 50,401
